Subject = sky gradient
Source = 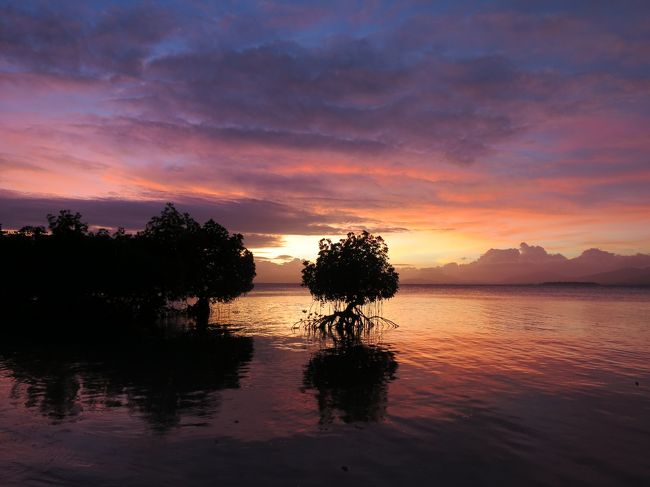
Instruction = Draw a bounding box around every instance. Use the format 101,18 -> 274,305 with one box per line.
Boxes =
1,0 -> 649,267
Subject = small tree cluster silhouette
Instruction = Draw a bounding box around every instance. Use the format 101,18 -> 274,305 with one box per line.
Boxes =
300,231 -> 399,333
0,203 -> 255,333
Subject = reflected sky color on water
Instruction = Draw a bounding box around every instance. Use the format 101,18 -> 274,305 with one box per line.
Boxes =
1,285 -> 649,486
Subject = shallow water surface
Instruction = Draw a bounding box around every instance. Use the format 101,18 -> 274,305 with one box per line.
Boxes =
1,285 -> 649,486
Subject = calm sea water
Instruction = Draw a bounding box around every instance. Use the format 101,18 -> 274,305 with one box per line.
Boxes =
1,285 -> 649,486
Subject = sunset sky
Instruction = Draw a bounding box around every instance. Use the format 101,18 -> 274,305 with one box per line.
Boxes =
1,0 -> 649,267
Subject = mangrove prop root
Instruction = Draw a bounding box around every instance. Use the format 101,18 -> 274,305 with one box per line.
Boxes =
296,305 -> 398,334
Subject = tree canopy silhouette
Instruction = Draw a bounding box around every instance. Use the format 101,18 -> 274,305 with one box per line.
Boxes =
0,203 -> 255,334
301,231 -> 399,331
140,203 -> 255,325
140,204 -> 255,303
47,210 -> 88,238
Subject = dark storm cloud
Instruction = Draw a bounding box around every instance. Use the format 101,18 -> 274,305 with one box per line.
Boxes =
77,117 -> 389,159
7,0 -> 647,165
136,43 -> 528,163
0,190 -> 348,235
0,2 -> 174,76
241,234 -> 285,248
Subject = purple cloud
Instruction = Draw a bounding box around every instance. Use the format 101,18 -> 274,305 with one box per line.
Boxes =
1,0 -> 649,259
0,190 -> 350,235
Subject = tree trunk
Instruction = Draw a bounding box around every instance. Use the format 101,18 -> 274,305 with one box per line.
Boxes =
194,296 -> 210,330
343,300 -> 362,316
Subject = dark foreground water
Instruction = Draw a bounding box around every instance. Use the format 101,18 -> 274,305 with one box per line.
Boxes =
1,285 -> 649,486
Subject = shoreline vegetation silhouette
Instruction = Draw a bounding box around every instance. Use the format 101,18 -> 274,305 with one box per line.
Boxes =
299,231 -> 399,334
0,203 -> 255,339
1,205 -> 403,348
2,210 -> 404,428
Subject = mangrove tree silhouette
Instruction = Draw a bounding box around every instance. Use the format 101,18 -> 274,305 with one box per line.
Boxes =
0,203 -> 255,334
300,231 -> 399,332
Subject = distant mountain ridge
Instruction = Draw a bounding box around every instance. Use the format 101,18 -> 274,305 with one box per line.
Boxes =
578,267 -> 650,286
253,243 -> 650,285
397,244 -> 650,285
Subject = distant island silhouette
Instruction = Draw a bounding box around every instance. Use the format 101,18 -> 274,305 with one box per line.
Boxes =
256,243 -> 650,286
539,282 -> 600,287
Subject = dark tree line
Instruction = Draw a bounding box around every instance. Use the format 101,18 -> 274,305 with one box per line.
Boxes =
0,204 -> 255,332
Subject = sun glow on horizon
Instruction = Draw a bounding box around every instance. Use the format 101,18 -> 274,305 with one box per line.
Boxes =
248,230 -> 491,267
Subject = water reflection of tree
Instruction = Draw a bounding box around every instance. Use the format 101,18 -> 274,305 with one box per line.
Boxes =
303,342 -> 398,424
9,358 -> 82,419
1,328 -> 253,432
